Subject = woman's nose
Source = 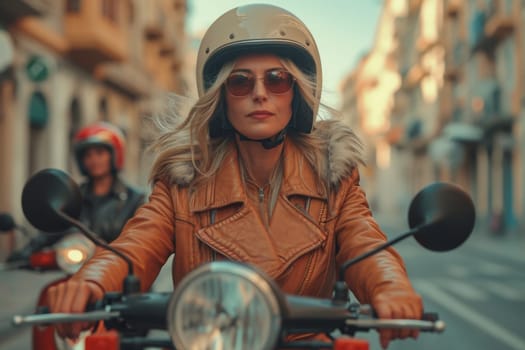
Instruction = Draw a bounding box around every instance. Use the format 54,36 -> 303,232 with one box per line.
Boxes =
252,78 -> 268,100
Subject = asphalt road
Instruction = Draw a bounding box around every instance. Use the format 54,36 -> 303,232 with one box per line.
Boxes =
359,227 -> 525,350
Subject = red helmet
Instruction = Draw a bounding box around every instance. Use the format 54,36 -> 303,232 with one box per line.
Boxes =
73,122 -> 126,176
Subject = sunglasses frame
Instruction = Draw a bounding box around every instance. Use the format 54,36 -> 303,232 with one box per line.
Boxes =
225,69 -> 295,97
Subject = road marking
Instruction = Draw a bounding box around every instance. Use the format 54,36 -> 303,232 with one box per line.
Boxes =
467,239 -> 525,263
414,280 -> 525,350
483,280 -> 524,301
478,261 -> 513,276
446,266 -> 470,278
439,279 -> 488,301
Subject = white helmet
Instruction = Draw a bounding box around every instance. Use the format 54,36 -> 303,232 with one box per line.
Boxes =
197,4 -> 322,135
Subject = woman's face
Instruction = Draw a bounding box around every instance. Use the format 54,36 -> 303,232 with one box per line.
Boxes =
82,145 -> 112,178
224,54 -> 294,141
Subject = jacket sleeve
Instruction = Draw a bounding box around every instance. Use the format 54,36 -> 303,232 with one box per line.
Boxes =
334,168 -> 416,304
71,180 -> 176,293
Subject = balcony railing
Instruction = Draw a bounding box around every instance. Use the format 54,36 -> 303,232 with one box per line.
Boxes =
470,79 -> 513,133
470,0 -> 515,54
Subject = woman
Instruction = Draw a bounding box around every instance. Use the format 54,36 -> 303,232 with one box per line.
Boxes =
48,4 -> 422,349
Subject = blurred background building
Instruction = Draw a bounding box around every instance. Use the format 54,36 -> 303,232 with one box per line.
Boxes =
340,0 -> 525,236
0,0 -> 188,230
2,0 -> 524,247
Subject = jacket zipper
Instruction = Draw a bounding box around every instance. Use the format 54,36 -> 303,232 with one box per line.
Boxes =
258,187 -> 270,228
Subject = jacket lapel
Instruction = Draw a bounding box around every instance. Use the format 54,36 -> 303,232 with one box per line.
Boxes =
191,139 -> 328,279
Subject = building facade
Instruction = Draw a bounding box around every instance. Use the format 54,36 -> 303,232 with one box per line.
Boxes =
0,0 -> 188,235
340,0 -> 525,235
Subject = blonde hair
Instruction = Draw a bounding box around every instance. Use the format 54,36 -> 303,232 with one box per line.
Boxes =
147,56 -> 334,199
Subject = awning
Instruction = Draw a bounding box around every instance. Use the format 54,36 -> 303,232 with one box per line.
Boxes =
429,136 -> 464,169
443,122 -> 483,143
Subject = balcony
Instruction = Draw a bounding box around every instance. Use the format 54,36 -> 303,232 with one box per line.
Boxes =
470,2 -> 515,54
0,0 -> 47,21
470,79 -> 513,133
485,15 -> 514,40
94,63 -> 152,98
64,0 -> 128,70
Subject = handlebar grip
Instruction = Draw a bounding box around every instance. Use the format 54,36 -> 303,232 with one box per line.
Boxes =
359,305 -> 440,322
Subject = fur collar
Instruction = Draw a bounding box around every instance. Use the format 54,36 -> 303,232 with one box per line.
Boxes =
170,119 -> 364,187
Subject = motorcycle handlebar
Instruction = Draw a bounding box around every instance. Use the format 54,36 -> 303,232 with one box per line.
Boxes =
14,292 -> 171,332
14,292 -> 444,335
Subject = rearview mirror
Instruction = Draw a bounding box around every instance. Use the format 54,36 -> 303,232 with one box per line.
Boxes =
408,182 -> 475,252
21,168 -> 82,232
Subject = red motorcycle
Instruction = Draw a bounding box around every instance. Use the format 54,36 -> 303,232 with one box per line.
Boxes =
1,213 -> 96,350
12,168 -> 475,350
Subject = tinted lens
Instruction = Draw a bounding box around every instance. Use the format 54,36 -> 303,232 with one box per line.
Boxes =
264,70 -> 294,94
226,69 -> 294,96
226,72 -> 254,96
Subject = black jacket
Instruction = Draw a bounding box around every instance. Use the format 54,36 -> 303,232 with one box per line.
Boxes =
7,177 -> 145,262
78,177 -> 146,243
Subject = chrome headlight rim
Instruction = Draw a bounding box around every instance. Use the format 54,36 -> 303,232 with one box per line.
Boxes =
167,261 -> 284,350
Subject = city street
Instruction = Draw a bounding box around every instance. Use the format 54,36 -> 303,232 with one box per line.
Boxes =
1,226 -> 524,350
362,221 -> 525,350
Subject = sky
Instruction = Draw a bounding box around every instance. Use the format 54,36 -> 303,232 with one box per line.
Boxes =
185,0 -> 383,108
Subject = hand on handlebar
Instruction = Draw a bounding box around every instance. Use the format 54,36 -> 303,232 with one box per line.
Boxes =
47,280 -> 104,341
372,289 -> 423,349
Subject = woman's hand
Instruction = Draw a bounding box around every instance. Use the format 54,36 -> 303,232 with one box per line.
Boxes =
372,289 -> 423,349
47,280 -> 104,341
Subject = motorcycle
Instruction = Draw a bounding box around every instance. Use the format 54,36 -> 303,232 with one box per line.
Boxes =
1,213 -> 96,350
12,168 -> 476,350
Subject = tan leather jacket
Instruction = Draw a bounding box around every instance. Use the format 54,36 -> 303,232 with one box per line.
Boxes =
73,120 -> 414,306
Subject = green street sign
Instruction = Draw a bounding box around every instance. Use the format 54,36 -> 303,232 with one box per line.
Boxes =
25,55 -> 50,82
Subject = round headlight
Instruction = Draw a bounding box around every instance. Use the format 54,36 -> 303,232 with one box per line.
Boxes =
167,261 -> 283,350
54,232 -> 95,274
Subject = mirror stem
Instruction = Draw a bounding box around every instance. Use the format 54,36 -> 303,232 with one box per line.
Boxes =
54,210 -> 135,275
338,226 -> 423,282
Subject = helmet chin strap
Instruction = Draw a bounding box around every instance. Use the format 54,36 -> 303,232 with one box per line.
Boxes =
237,128 -> 287,149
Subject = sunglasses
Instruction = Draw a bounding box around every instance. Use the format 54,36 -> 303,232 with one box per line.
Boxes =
225,69 -> 295,97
